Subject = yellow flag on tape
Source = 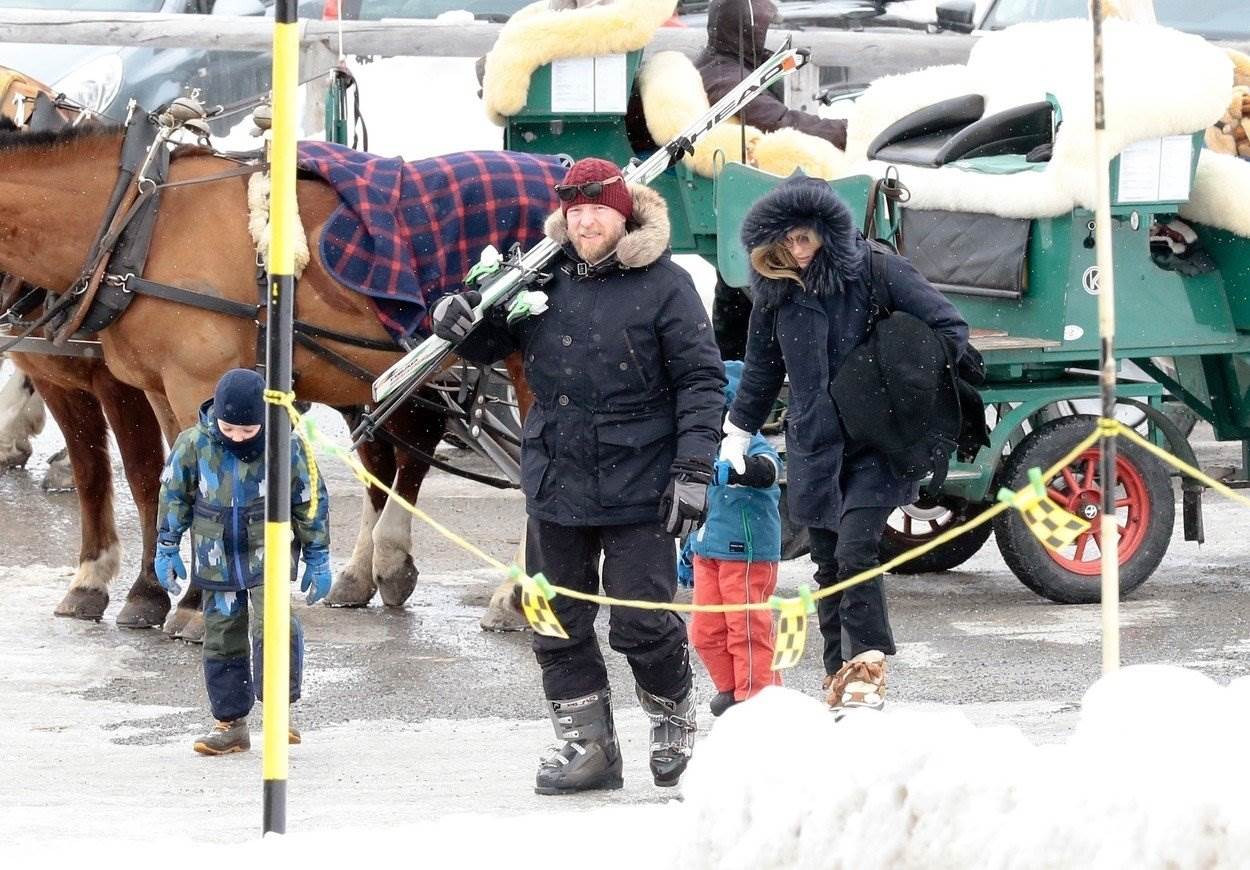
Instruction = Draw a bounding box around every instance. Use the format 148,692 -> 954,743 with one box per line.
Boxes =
998,468 -> 1090,552
515,569 -> 568,639
770,587 -> 813,671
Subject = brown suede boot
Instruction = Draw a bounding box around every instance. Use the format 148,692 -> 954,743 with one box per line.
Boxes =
826,650 -> 887,713
193,718 -> 250,755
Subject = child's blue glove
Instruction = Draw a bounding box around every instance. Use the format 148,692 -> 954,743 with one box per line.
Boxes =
301,549 -> 332,605
676,536 -> 695,589
154,541 -> 187,597
712,459 -> 732,487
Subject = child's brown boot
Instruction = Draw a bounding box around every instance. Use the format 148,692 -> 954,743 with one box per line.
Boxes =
193,718 -> 251,755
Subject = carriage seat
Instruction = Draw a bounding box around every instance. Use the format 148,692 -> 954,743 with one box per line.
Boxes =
867,96 -> 1054,168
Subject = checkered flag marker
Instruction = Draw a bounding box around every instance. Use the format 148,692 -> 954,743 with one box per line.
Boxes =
770,585 -> 816,671
511,566 -> 568,639
997,467 -> 1090,552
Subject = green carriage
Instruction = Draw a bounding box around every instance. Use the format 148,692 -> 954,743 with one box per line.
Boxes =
496,14 -> 1250,604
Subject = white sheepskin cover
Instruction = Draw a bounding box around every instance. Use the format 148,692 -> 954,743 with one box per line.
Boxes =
248,172 -> 309,276
840,19 -> 1235,225
482,0 -> 676,126
638,50 -> 848,180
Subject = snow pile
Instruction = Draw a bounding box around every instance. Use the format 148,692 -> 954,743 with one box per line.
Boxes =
679,668 -> 1250,868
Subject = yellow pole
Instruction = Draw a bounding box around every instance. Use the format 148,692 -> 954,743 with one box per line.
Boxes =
263,0 -> 299,835
1091,0 -> 1120,674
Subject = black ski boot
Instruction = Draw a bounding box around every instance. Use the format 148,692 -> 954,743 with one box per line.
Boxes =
535,689 -> 623,795
636,687 -> 697,787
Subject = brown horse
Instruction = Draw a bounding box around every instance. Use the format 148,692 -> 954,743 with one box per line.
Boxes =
0,72 -> 171,628
0,124 -> 535,631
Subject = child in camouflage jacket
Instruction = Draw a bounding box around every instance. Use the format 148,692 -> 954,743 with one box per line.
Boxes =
155,368 -> 330,755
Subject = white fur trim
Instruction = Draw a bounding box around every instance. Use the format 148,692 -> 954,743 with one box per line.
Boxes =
840,20 -> 1234,227
247,172 -> 310,277
482,0 -> 677,125
1180,150 -> 1250,238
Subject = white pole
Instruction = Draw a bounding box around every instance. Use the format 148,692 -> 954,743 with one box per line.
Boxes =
1091,0 -> 1120,674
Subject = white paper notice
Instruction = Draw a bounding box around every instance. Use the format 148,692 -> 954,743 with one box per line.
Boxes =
593,54 -> 628,114
1158,134 -> 1193,202
1116,135 -> 1193,204
551,57 -> 595,112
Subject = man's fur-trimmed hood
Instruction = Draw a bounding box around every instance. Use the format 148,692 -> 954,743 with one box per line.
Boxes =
741,175 -> 862,307
544,182 -> 671,269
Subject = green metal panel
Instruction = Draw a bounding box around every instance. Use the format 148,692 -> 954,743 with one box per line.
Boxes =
713,165 -> 870,288
1196,225 -> 1250,332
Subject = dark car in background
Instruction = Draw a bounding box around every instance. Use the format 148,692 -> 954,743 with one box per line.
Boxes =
0,0 -> 322,127
324,0 -> 532,22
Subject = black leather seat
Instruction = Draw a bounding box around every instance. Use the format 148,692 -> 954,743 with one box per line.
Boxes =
868,97 -> 1054,168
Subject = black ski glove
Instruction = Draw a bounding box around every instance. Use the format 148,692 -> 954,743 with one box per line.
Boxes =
431,289 -> 482,342
659,458 -> 713,538
728,453 -> 778,488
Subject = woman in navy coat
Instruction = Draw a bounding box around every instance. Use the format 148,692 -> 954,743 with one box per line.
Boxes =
720,176 -> 968,712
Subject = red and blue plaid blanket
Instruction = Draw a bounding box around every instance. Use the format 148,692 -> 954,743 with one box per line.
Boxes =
298,142 -> 566,340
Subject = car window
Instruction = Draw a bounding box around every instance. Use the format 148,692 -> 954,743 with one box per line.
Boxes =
0,1 -> 165,9
982,0 -> 1250,41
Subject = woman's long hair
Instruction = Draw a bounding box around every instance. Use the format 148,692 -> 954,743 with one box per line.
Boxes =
749,242 -> 804,290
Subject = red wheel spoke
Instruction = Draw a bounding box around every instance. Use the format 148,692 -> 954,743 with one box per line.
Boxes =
903,515 -> 913,535
1082,457 -> 1097,489
1061,468 -> 1080,492
1074,533 -> 1092,562
1115,498 -> 1133,509
1048,487 -> 1069,505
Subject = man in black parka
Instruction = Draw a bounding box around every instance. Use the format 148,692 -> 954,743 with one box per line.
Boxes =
723,175 -> 968,713
432,158 -> 726,794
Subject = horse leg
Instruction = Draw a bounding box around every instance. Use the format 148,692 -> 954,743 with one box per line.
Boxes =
99,375 -> 171,629
372,401 -> 446,608
36,379 -> 119,622
481,352 -> 530,631
0,369 -> 43,469
144,389 -> 181,447
324,411 -> 393,607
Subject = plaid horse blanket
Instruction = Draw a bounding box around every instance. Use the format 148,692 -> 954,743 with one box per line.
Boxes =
297,142 -> 566,340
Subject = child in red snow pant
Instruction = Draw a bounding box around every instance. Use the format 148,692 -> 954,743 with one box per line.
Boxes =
691,558 -> 781,705
682,360 -> 784,716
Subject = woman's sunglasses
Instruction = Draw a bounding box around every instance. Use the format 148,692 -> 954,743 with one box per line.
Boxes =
554,176 -> 623,202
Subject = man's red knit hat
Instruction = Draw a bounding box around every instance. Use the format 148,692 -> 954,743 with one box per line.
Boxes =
558,157 -> 633,222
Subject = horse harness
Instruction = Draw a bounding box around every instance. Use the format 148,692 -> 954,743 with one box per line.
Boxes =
0,98 -> 522,489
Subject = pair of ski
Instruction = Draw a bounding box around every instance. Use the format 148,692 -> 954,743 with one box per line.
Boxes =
357,42 -> 810,443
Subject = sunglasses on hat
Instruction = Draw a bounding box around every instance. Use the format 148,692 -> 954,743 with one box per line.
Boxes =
554,176 -> 623,202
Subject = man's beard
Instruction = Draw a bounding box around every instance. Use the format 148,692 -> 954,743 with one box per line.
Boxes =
571,229 -> 623,264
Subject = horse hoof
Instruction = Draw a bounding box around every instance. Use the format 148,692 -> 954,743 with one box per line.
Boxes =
480,580 -> 528,632
0,445 -> 32,470
175,612 -> 205,645
164,605 -> 197,638
41,448 -> 75,492
116,591 -> 172,629
53,587 -> 108,622
376,558 -> 418,608
323,568 -> 376,608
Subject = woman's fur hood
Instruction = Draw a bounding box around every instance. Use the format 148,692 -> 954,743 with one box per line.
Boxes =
741,174 -> 863,307
544,182 -> 671,269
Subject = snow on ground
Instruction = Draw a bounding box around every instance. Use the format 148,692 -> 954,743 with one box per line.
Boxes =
5,670 -> 1250,868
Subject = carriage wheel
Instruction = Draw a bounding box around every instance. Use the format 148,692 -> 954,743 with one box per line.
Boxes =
994,415 -> 1174,604
879,496 -> 993,574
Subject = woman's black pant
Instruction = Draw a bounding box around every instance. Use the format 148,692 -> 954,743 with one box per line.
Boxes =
808,506 -> 897,675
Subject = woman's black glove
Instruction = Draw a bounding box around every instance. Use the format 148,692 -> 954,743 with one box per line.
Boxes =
729,454 -> 778,488
660,458 -> 713,538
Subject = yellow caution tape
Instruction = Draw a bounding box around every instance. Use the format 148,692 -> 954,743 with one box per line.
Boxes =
263,389 -> 320,520
513,566 -> 568,639
769,584 -> 814,671
997,466 -> 1090,552
292,410 -> 1250,677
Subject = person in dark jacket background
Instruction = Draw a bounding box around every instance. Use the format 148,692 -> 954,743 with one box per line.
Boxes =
697,0 -> 851,361
720,176 -> 968,713
432,158 -> 726,794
